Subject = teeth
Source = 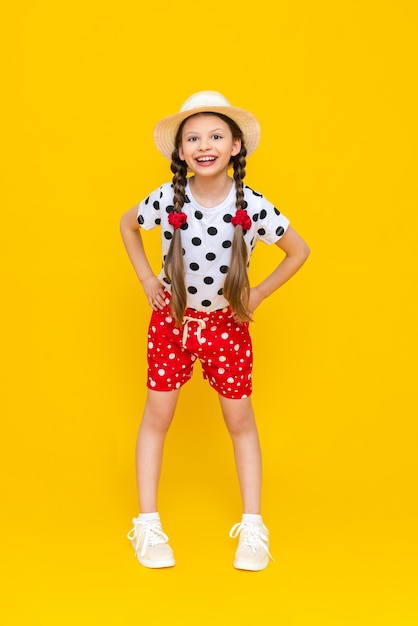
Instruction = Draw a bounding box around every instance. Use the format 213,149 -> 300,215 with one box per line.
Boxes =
197,156 -> 215,162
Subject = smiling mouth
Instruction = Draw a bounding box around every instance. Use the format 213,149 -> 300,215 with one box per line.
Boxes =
196,156 -> 216,162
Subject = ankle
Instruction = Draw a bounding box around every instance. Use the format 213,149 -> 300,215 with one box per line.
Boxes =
242,513 -> 263,525
138,512 -> 160,523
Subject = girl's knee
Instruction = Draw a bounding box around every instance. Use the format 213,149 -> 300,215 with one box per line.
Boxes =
223,411 -> 257,437
141,406 -> 174,433
142,389 -> 179,431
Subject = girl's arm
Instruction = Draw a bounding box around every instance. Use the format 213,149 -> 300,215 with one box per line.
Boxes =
120,206 -> 166,310
249,225 -> 310,314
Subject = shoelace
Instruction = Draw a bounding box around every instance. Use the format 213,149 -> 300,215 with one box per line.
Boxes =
229,522 -> 275,561
127,519 -> 169,558
182,316 -> 207,346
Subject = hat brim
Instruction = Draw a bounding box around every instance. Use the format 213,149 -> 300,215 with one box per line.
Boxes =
153,104 -> 261,162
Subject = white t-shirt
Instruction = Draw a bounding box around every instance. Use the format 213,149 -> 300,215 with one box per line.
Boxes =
137,180 -> 290,311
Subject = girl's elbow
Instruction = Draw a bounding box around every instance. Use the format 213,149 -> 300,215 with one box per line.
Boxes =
119,214 -> 127,236
120,210 -> 127,226
301,242 -> 310,262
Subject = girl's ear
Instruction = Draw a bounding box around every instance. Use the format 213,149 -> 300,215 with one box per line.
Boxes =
178,144 -> 184,161
231,138 -> 242,157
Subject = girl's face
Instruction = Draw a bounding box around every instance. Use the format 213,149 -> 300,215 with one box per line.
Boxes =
179,114 -> 241,177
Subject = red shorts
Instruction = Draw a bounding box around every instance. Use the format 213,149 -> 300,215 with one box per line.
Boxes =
146,296 -> 253,399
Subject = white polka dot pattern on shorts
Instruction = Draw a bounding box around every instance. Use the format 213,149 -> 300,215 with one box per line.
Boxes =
145,298 -> 253,399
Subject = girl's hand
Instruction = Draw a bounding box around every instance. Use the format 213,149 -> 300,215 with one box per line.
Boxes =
142,276 -> 166,310
233,287 -> 264,322
247,286 -> 264,319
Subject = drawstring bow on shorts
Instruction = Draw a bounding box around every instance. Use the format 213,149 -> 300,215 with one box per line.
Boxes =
182,316 -> 206,346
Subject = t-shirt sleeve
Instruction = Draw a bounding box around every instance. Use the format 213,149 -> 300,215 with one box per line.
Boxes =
136,186 -> 165,231
255,195 -> 290,245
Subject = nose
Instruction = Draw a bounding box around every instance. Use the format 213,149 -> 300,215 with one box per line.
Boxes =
199,136 -> 212,151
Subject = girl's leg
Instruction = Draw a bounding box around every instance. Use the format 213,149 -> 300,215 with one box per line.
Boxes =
136,388 -> 180,513
219,395 -> 273,571
218,395 -> 262,514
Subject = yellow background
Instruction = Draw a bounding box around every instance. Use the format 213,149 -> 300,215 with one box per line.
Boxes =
1,1 -> 417,624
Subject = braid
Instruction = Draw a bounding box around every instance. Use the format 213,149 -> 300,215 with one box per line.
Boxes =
223,144 -> 252,322
164,148 -> 188,325
171,148 -> 188,211
233,147 -> 247,210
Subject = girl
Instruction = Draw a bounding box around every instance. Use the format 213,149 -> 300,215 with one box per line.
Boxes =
120,91 -> 310,571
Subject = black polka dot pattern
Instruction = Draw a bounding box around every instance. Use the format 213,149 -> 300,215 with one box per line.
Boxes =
137,182 -> 290,311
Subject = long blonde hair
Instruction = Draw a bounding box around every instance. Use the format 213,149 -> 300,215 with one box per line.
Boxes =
165,113 -> 251,325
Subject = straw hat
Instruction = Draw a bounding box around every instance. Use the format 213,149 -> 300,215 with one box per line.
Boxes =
153,90 -> 261,161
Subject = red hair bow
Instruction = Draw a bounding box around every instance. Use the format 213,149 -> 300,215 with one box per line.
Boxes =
231,209 -> 252,231
168,211 -> 188,230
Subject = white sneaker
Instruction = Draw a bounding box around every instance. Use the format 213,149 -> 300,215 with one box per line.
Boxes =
127,518 -> 175,569
229,521 -> 274,571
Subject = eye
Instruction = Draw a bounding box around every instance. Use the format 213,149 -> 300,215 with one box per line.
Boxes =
212,134 -> 222,140
187,136 -> 198,142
